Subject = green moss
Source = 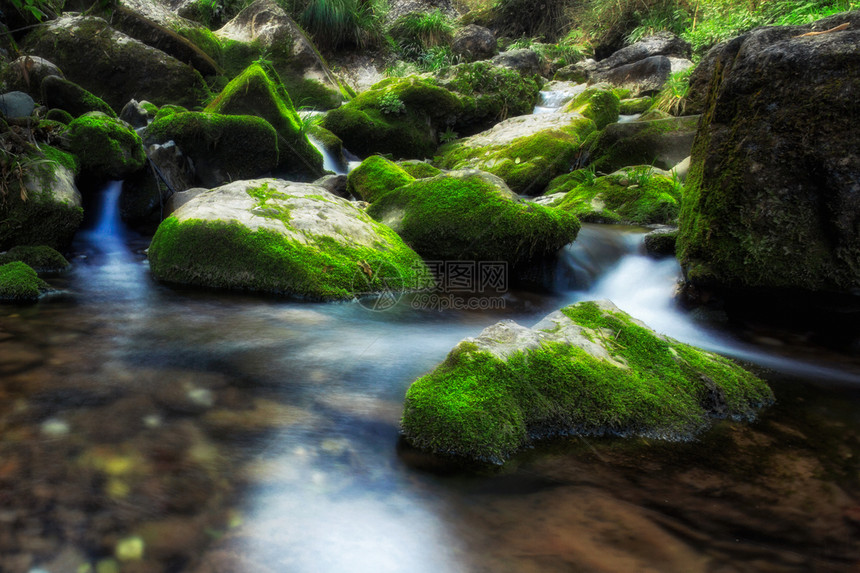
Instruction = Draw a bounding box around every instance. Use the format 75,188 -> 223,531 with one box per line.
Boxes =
553,169 -> 681,225
174,25 -> 223,63
67,113 -> 145,179
153,105 -> 188,122
140,102 -> 159,117
437,117 -> 596,195
619,96 -> 653,115
148,212 -> 432,300
587,115 -> 699,173
42,76 -> 117,118
45,108 -> 74,124
206,63 -> 323,177
347,156 -> 415,203
366,170 -> 579,264
39,145 -> 79,175
562,86 -> 621,130
401,301 -> 774,463
144,111 -> 279,182
282,74 -> 342,111
441,61 -> 541,125
397,160 -> 442,179
0,245 -> 69,272
0,261 -> 49,302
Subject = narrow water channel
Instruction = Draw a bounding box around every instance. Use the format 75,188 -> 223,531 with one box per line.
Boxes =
0,182 -> 858,572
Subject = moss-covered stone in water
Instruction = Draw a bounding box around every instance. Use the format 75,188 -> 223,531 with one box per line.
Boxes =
67,113 -> 145,179
0,245 -> 69,272
347,156 -> 415,203
551,168 -> 681,225
436,114 -> 596,195
562,86 -> 621,129
0,261 -> 49,302
144,112 -> 279,185
148,179 -> 433,300
205,63 -> 323,177
401,300 -> 774,464
366,170 -> 579,265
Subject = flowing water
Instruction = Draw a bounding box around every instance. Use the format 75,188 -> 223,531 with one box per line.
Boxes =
1,181 -> 859,572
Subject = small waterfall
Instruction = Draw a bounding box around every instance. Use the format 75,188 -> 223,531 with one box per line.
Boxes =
308,134 -> 348,176
83,180 -> 125,247
533,84 -> 588,114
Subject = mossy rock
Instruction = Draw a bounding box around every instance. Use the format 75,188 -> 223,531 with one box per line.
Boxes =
366,169 -> 580,265
148,178 -> 433,300
584,115 -> 699,173
23,14 -> 207,110
144,111 -> 279,187
40,76 -> 116,118
321,76 -> 463,159
0,149 -> 83,251
152,105 -> 188,122
436,113 -> 596,195
67,112 -> 146,180
346,156 -> 415,203
397,160 -> 442,179
0,245 -> 69,272
644,227 -> 678,257
619,96 -> 653,115
45,108 -> 74,124
550,167 -> 681,225
0,261 -> 49,302
205,63 -> 324,178
561,86 -> 620,129
401,299 -> 774,464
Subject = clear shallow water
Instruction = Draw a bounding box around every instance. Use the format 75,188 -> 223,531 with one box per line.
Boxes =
1,188 -> 859,572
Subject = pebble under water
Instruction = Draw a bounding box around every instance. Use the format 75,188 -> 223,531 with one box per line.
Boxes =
0,186 -> 859,572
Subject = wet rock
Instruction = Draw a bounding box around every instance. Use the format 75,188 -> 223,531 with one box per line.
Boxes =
584,115 -> 699,173
0,91 -> 34,119
0,245 -> 69,273
120,100 -> 151,129
643,227 -> 678,257
312,174 -> 349,199
451,24 -> 496,62
164,187 -> 207,215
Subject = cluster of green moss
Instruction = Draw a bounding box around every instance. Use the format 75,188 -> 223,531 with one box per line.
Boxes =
148,183 -> 433,300
562,86 -> 621,129
347,156 -> 415,202
550,168 -> 681,225
44,108 -> 74,125
42,76 -> 117,119
144,111 -> 279,181
67,113 -> 145,179
436,116 -> 596,195
366,170 -> 579,264
440,61 -> 542,124
0,261 -> 49,302
205,63 -> 324,177
0,245 -> 69,272
586,115 -> 699,173
619,96 -> 654,115
397,160 -> 442,179
401,301 -> 774,463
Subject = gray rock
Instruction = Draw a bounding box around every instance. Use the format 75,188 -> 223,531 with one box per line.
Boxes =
1,56 -> 63,98
385,0 -> 458,23
643,227 -> 678,258
585,115 -> 699,173
313,174 -> 349,199
0,91 -> 34,118
554,58 -> 597,83
592,55 -> 694,97
491,48 -> 545,76
451,24 -> 496,62
120,99 -> 150,128
596,32 -> 691,72
165,187 -> 207,215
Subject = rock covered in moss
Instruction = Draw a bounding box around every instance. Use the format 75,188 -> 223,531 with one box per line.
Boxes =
0,149 -> 83,251
549,166 -> 681,225
584,115 -> 698,173
366,169 -> 579,265
0,261 -> 49,302
68,113 -> 146,179
205,63 -> 323,178
0,245 -> 69,273
144,111 -> 279,188
437,113 -> 596,195
401,300 -> 773,463
347,156 -> 415,203
679,12 -> 860,302
397,160 -> 442,179
0,56 -> 63,99
644,227 -> 678,257
148,178 -> 432,300
619,96 -> 653,115
561,85 -> 620,129
41,76 -> 116,118
22,14 -> 206,110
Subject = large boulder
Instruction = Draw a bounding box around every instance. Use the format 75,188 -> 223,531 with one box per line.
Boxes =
0,56 -> 63,99
0,148 -> 83,251
436,113 -> 596,195
205,63 -> 324,178
451,24 -> 496,62
677,13 -> 860,304
41,76 -> 116,118
67,112 -> 146,180
215,0 -> 350,109
347,155 -> 415,203
0,262 -> 49,303
365,169 -> 579,265
401,299 -> 774,464
594,32 -> 691,73
144,111 -> 279,187
148,178 -> 432,299
22,14 -> 206,110
491,48 -> 546,76
560,85 -> 620,129
592,55 -> 694,97
583,115 -> 699,173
